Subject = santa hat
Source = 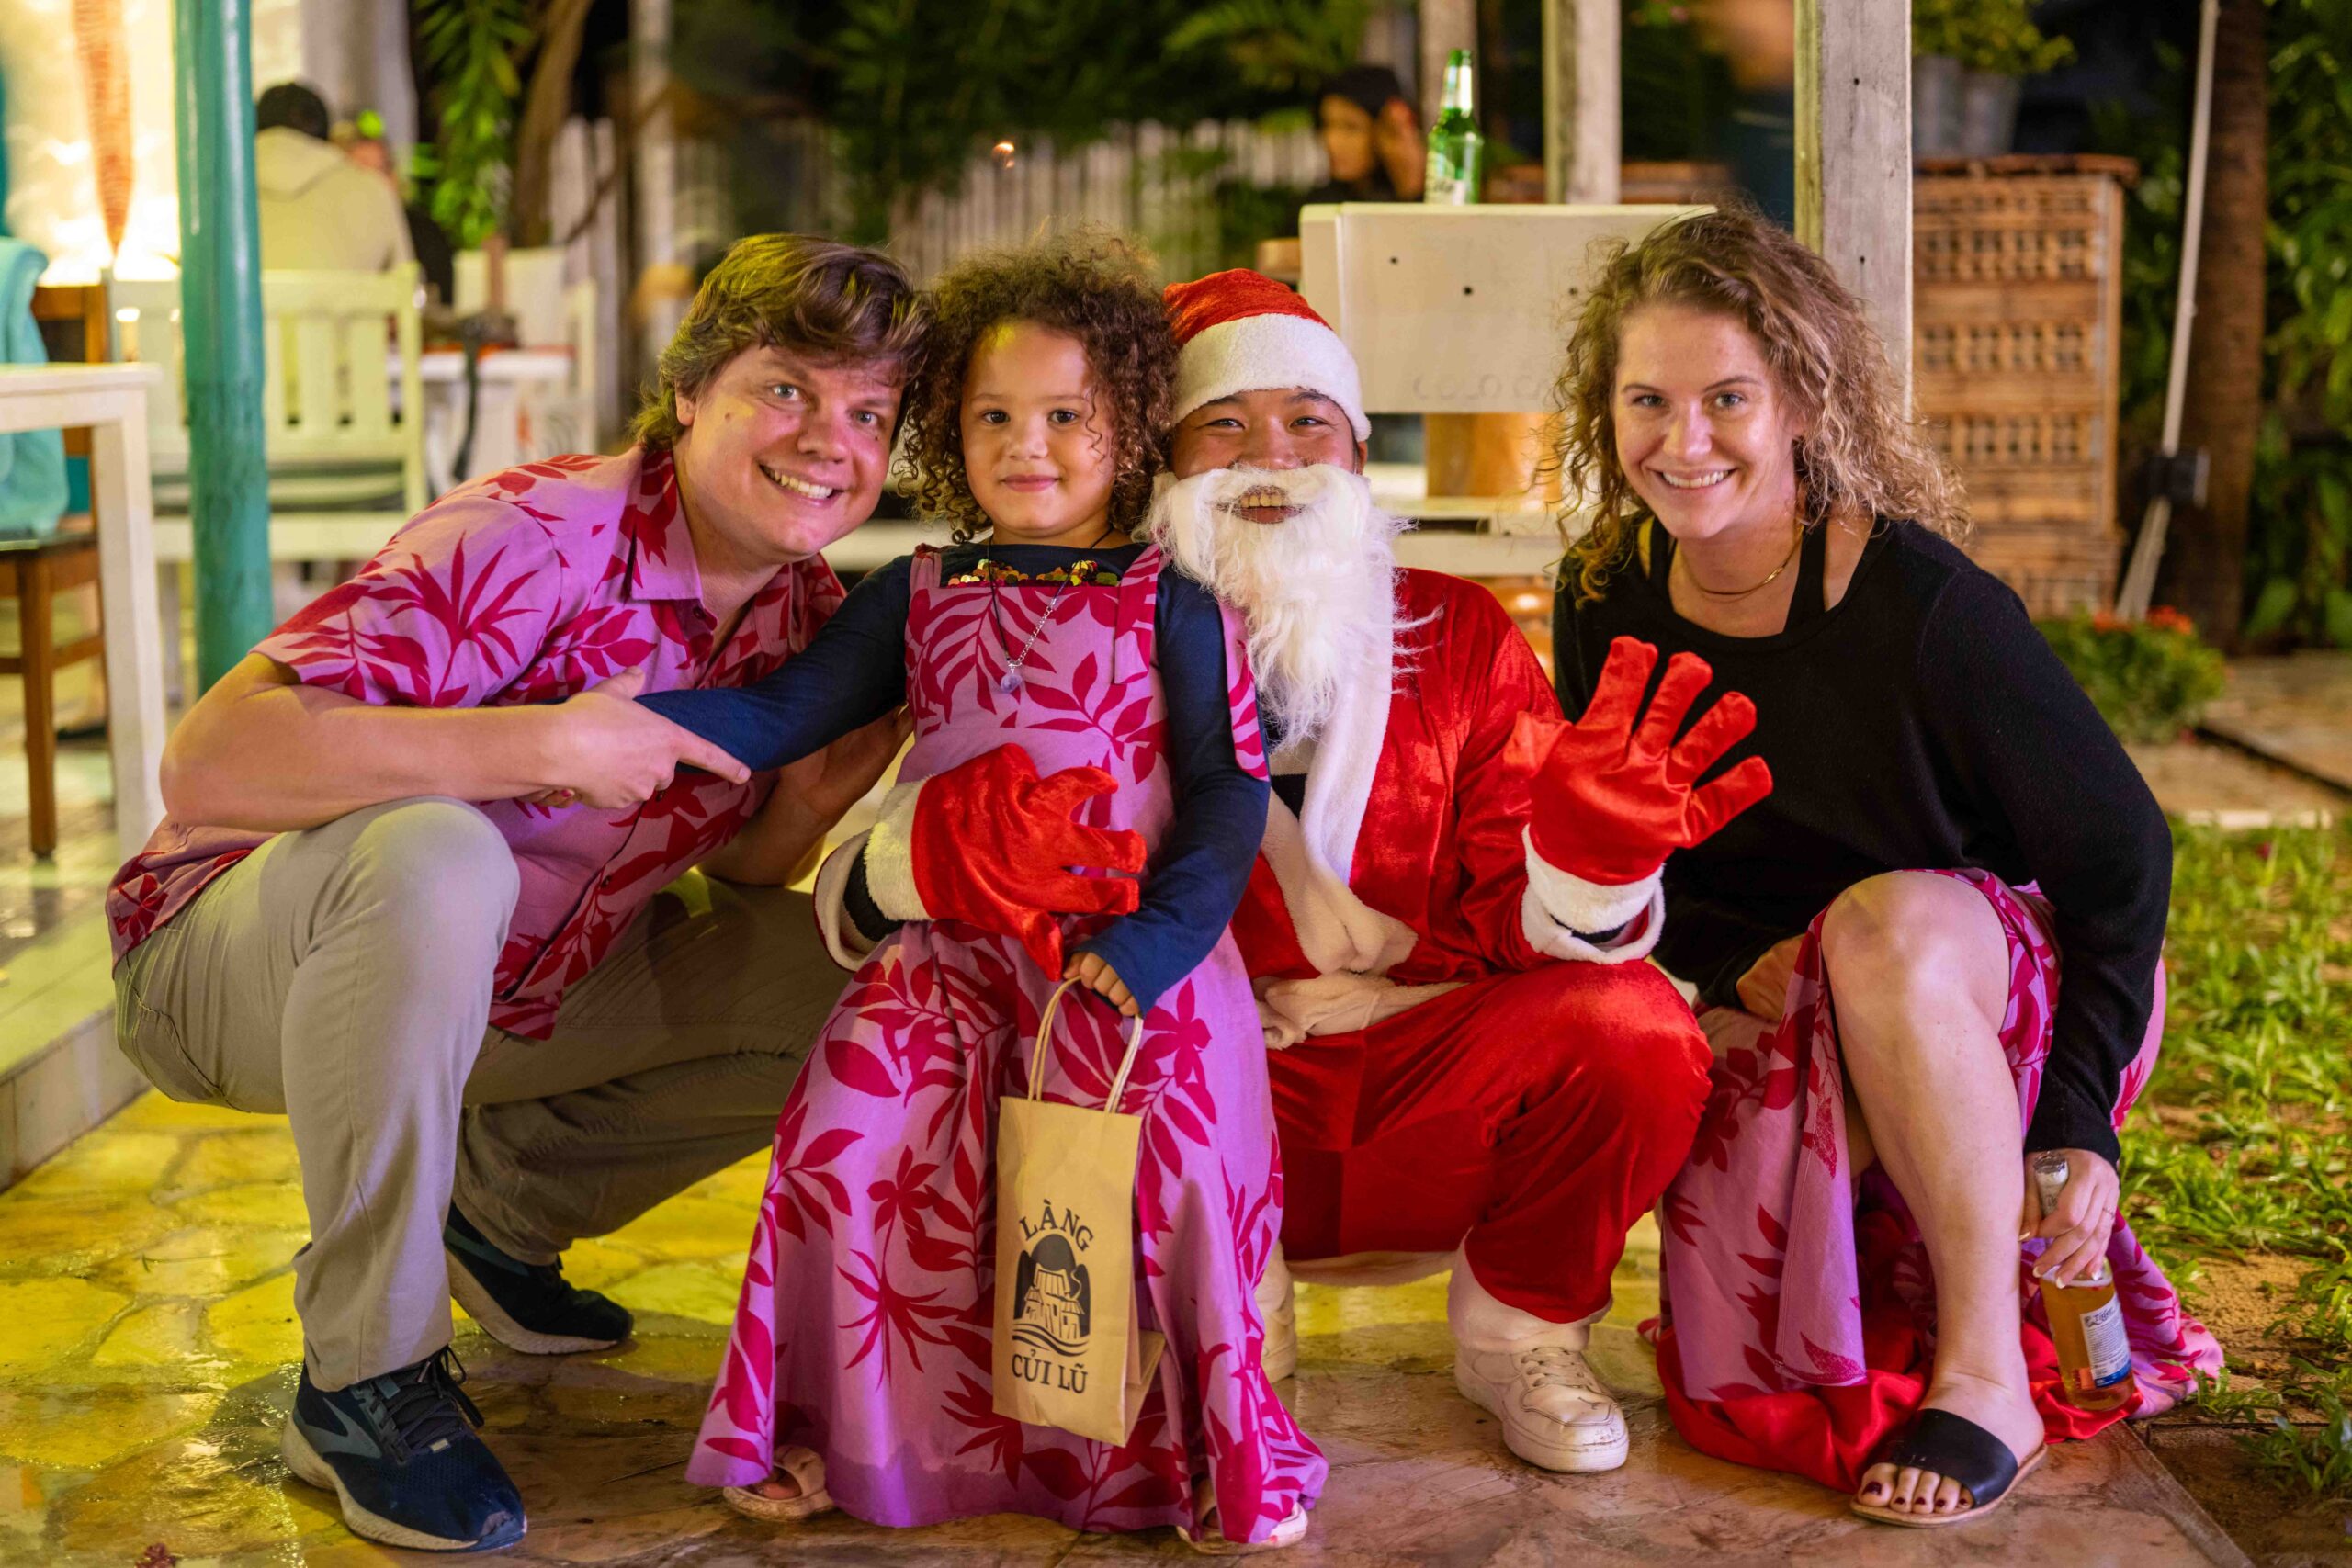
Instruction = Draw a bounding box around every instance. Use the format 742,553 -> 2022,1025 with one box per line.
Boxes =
1163,269 -> 1370,441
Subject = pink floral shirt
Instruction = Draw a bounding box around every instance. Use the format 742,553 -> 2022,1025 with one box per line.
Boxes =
107,447 -> 844,1038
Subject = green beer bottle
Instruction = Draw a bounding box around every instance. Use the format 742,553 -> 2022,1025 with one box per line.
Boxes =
1423,48 -> 1483,205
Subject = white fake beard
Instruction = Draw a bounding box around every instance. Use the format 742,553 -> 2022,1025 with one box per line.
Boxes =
1148,464 -> 1406,747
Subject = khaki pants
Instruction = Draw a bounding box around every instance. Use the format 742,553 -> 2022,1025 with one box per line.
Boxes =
113,796 -> 841,1391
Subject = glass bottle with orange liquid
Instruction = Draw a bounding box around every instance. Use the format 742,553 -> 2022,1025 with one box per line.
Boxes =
2029,1152 -> 2137,1412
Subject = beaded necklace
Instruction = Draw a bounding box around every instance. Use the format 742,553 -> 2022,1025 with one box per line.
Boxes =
968,524 -> 1122,695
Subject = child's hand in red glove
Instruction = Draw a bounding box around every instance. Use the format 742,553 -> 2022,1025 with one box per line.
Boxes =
880,743 -> 1146,976
1513,636 -> 1774,890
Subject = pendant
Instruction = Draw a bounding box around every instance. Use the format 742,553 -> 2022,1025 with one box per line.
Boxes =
998,671 -> 1024,695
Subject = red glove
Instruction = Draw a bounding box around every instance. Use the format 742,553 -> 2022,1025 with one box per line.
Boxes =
1513,636 -> 1774,887
905,744 -> 1147,976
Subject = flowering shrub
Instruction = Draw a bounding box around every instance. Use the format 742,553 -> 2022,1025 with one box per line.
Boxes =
2038,606 -> 2226,743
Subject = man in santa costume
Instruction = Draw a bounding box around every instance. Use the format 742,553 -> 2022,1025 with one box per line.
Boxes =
814,270 -> 1770,1478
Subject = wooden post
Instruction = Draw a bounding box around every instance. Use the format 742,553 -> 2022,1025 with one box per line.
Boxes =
630,0 -> 684,369
1543,0 -> 1619,203
1419,0 -> 1477,130
1794,0 -> 1912,396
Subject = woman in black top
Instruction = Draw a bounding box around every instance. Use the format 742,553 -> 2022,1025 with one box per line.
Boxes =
1548,208 -> 2219,1525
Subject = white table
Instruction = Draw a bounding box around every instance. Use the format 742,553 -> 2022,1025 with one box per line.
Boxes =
818,521 -> 1570,579
814,465 -> 1587,578
417,348 -> 574,493
0,364 -> 166,858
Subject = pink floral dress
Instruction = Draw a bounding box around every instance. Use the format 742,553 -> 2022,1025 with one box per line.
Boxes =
685,546 -> 1325,1544
1654,868 -> 2223,1491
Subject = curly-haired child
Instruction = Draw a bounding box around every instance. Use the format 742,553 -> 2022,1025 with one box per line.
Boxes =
638,230 -> 1324,1551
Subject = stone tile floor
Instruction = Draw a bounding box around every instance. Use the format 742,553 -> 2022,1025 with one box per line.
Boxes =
0,1093 -> 2250,1566
2203,653 -> 2352,795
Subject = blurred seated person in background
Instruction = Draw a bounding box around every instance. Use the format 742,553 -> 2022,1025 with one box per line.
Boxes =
254,82 -> 414,275
1305,65 -> 1423,205
335,112 -> 455,303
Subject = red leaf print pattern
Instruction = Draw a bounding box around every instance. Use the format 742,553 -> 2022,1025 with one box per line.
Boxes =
765,1092 -> 858,1242
1023,1446 -> 1091,1501
684,545 -> 1323,1539
945,1375 -> 1024,1483
1217,601 -> 1271,782
702,1435 -> 763,1466
1658,868 -> 2222,1483
842,1247 -> 958,1382
104,449 -> 847,1032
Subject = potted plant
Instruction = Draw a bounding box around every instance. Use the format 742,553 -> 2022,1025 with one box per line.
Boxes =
1913,0 -> 2075,157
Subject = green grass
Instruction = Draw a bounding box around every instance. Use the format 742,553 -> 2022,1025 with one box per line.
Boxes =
2246,1372 -> 2352,1504
2134,823 -> 2352,1499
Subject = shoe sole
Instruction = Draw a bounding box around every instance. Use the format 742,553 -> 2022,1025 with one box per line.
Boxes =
447,1247 -> 624,1356
722,1483 -> 835,1522
1182,1500 -> 1310,1554
280,1419 -> 527,1552
1453,1364 -> 1630,1473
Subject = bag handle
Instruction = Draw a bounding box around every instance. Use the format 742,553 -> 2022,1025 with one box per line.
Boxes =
1026,976 -> 1147,1113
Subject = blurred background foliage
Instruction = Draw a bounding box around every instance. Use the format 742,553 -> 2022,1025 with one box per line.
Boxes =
2096,0 -> 2352,647
672,0 -> 1367,242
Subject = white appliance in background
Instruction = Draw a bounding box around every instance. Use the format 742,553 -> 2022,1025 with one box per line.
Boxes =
1297,203 -> 1709,414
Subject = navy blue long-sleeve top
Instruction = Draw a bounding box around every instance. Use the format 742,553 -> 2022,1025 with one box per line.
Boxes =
641,542 -> 1269,1015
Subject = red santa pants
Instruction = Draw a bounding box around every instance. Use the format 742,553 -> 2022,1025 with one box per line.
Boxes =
1267,959 -> 1711,1323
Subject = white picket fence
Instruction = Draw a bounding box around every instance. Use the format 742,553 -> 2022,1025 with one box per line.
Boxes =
743,118 -> 1327,282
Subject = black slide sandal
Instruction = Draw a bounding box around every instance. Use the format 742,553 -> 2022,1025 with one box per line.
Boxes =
1849,1407 -> 2046,1529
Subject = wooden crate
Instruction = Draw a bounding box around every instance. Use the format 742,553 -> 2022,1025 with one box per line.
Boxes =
1964,521 -> 2125,620
1913,156 -> 2134,605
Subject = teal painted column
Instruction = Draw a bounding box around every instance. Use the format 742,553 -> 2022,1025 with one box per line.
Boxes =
172,0 -> 271,688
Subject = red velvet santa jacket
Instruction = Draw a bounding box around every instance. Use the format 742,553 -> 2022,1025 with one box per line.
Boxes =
1233,569 -> 1650,989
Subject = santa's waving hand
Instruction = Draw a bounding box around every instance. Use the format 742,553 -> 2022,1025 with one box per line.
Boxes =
1514,636 -> 1775,935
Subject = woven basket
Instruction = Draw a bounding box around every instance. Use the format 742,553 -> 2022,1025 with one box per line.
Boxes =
1913,157 -> 2135,612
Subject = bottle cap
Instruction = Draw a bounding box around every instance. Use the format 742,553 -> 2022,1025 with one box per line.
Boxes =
2030,1150 -> 2069,1213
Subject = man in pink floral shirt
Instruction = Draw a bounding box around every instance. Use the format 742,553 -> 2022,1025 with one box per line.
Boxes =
107,236 -> 923,1551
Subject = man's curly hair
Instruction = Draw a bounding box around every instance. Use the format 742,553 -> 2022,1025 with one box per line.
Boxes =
897,229 -> 1175,541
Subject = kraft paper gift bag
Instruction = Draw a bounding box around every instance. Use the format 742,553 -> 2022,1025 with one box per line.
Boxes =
993,978 -> 1166,1445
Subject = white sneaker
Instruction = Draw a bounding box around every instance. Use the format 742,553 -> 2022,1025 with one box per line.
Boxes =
1453,1343 -> 1629,1472
1256,1246 -> 1297,1382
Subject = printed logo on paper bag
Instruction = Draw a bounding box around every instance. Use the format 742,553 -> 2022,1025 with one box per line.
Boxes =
1010,1202 -> 1092,1391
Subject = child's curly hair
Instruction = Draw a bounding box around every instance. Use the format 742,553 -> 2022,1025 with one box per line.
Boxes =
897,228 -> 1175,542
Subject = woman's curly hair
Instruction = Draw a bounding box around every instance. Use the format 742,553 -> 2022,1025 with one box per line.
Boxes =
1550,203 -> 1967,602
897,228 -> 1175,541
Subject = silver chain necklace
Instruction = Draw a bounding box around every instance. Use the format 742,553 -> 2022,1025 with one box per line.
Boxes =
991,577 -> 1070,694
983,524 -> 1120,695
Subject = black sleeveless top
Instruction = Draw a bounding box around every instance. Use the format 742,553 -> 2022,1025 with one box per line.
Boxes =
1555,519 -> 2169,1165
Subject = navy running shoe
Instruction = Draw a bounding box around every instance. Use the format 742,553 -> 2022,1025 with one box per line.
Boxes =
445,1205 -> 631,1354
280,1347 -> 526,1551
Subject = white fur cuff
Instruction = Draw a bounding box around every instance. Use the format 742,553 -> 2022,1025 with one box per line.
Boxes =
1173,313 -> 1370,439
810,835 -> 880,970
1522,827 -> 1659,933
863,780 -> 932,922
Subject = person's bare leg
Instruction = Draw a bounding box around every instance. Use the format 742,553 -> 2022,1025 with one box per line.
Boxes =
1823,873 -> 2042,1519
